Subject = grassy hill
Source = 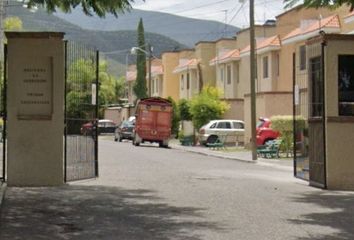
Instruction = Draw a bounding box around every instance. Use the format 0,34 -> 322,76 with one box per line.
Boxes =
6,6 -> 186,77
53,8 -> 240,47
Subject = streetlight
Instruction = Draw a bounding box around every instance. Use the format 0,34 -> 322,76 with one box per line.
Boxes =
130,44 -> 153,97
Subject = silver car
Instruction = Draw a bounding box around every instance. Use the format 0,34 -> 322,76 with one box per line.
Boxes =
198,120 -> 245,146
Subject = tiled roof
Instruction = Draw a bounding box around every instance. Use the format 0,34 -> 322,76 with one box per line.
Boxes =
210,49 -> 240,65
151,65 -> 163,76
240,35 -> 281,55
282,14 -> 340,43
344,11 -> 354,24
126,71 -> 136,82
173,58 -> 198,73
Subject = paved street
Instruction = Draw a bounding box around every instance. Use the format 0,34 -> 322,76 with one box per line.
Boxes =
1,139 -> 354,239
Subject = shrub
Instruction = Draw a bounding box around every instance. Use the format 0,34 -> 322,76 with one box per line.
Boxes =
178,99 -> 192,121
189,86 -> 229,130
270,115 -> 306,157
167,96 -> 180,136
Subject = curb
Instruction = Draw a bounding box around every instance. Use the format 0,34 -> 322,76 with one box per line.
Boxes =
170,144 -> 256,164
170,144 -> 293,171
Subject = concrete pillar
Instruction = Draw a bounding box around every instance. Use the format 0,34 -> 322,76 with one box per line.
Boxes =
6,32 -> 65,186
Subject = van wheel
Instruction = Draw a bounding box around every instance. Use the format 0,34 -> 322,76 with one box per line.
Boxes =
159,140 -> 169,148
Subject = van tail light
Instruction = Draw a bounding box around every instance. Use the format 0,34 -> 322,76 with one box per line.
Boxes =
199,128 -> 205,134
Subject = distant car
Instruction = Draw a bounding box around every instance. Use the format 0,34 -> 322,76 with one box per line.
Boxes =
256,117 -> 280,146
198,119 -> 245,145
81,119 -> 116,135
114,120 -> 135,142
128,116 -> 136,124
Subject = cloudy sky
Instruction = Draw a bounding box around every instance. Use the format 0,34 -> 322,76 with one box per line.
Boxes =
132,0 -> 288,28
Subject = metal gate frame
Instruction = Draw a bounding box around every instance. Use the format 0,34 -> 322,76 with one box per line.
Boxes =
293,38 -> 327,188
0,44 -> 7,181
64,41 -> 99,182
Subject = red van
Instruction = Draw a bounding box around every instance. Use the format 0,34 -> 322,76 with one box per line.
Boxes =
132,97 -> 173,148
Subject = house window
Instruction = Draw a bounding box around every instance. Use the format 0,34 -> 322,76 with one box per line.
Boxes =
187,73 -> 190,90
180,74 -> 184,90
236,63 -> 240,83
300,45 -> 306,71
226,65 -> 232,84
152,79 -> 155,94
263,56 -> 269,79
220,67 -> 224,82
310,56 -> 323,117
338,55 -> 354,116
276,53 -> 280,76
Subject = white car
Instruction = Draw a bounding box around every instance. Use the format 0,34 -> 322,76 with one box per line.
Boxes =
198,119 -> 245,145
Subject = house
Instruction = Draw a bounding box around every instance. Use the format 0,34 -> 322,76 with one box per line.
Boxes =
173,49 -> 198,100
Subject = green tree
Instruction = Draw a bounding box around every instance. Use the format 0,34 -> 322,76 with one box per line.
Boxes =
67,58 -> 122,119
270,115 -> 306,157
189,86 -> 230,130
178,99 -> 192,121
167,97 -> 180,136
26,0 -> 133,17
0,17 -> 23,114
284,0 -> 354,11
4,17 -> 23,31
133,18 -> 148,100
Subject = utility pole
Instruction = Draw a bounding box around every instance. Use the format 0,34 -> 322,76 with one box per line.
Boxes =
147,43 -> 152,97
250,0 -> 257,160
0,0 -> 4,64
222,10 -> 228,37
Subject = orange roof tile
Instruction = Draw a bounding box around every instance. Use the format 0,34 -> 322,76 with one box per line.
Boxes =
151,65 -> 163,76
210,49 -> 240,65
282,14 -> 340,42
240,35 -> 281,55
173,58 -> 198,73
126,71 -> 136,82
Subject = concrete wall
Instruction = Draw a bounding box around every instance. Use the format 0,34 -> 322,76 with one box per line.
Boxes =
195,42 -> 216,87
244,92 -> 292,145
223,99 -> 244,121
6,32 -> 65,186
215,38 -> 237,52
162,52 -> 180,101
236,26 -> 276,50
324,37 -> 354,190
104,108 -> 122,125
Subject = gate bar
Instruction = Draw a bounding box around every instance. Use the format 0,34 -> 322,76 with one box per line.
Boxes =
2,44 -> 7,180
292,52 -> 296,177
321,37 -> 327,189
95,50 -> 99,177
64,41 -> 68,182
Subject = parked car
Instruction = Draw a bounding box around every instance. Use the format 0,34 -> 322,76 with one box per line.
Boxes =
81,119 -> 116,135
114,120 -> 135,142
198,119 -> 245,146
256,117 -> 280,146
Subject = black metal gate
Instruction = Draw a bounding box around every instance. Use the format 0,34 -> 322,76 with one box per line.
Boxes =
0,44 -> 7,181
293,40 -> 326,188
64,41 -> 99,182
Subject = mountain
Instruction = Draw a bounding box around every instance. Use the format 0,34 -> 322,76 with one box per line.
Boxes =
5,6 -> 187,76
53,8 -> 240,47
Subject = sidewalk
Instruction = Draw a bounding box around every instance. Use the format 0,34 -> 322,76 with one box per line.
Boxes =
169,140 -> 294,171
